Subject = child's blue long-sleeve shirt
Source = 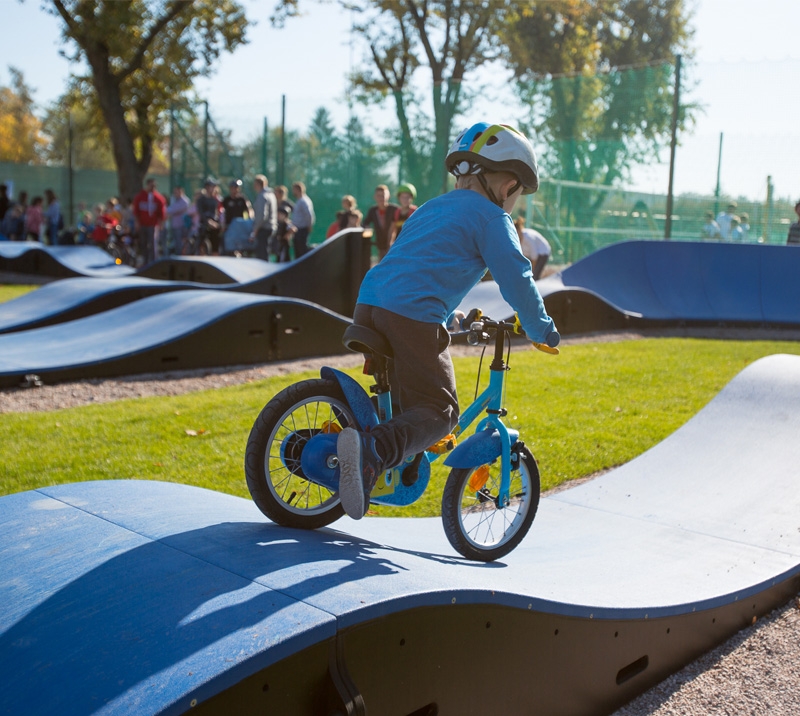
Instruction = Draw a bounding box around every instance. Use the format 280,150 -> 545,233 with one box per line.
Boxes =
357,188 -> 556,343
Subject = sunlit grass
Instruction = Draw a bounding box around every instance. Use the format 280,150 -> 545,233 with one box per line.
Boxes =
0,285 -> 38,303
2,338 -> 799,518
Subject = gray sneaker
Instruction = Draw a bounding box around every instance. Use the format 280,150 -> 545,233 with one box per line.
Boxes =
337,427 -> 382,519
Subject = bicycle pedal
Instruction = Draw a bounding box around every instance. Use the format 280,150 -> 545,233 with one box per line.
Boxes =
427,434 -> 457,454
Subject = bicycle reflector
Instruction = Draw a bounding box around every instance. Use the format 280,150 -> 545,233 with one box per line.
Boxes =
468,464 -> 491,492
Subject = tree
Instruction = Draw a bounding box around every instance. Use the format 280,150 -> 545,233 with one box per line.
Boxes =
274,0 -> 509,199
46,0 -> 248,199
41,84 -> 116,170
0,67 -> 47,163
504,0 -> 695,187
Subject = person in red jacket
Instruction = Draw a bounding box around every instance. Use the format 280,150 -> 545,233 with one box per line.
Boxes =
132,177 -> 167,264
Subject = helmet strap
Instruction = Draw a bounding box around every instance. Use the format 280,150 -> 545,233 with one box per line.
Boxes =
476,173 -> 504,209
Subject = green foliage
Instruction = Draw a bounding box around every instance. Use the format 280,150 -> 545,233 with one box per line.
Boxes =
275,0 -> 510,200
41,83 -> 117,170
507,0 -> 696,191
0,67 -> 47,164
3,339 -> 799,523
46,0 -> 249,197
237,109 -> 392,242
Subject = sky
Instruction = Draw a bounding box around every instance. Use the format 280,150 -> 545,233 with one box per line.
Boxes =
4,0 -> 800,201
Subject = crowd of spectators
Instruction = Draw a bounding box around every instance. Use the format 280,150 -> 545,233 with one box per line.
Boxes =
0,183 -> 63,243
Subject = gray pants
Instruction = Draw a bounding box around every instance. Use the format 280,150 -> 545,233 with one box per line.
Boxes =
255,227 -> 273,261
353,304 -> 459,469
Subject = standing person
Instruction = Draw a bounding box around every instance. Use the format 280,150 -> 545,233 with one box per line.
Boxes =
514,216 -> 552,280
326,195 -> 360,238
291,182 -> 315,258
787,201 -> 800,245
716,202 -> 737,241
274,185 -> 294,215
132,177 -> 167,264
274,207 -> 296,263
222,179 -> 254,256
362,184 -> 399,261
393,183 -> 418,240
166,186 -> 190,253
250,175 -> 277,261
739,212 -> 751,242
25,197 -> 44,241
14,191 -> 29,240
0,184 -> 9,225
43,189 -> 62,245
335,122 -> 560,520
222,179 -> 253,227
196,178 -> 222,254
701,210 -> 722,240
729,216 -> 744,242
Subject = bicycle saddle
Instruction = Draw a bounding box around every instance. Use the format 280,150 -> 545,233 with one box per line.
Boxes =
342,324 -> 394,359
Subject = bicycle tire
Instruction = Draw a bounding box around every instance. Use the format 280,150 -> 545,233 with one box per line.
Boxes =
441,443 -> 540,562
245,378 -> 351,529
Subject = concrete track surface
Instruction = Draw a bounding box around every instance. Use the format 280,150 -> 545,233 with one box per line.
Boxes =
1,354 -> 799,715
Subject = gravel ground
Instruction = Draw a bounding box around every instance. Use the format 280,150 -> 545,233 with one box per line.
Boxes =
2,327 -> 800,713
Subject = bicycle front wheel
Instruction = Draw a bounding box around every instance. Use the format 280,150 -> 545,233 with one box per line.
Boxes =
441,444 -> 540,562
245,378 -> 352,529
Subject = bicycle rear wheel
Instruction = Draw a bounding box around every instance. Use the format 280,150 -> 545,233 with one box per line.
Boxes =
441,444 -> 540,562
245,378 -> 352,529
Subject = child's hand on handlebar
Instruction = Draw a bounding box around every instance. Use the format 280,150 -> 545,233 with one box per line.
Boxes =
448,310 -> 466,333
532,330 -> 561,355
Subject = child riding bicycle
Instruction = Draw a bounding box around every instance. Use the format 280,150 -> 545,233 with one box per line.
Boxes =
337,122 -> 561,520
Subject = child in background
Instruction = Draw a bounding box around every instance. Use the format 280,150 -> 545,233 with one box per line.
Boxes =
25,197 -> 44,241
275,207 -> 296,263
336,122 -> 560,520
393,183 -> 418,240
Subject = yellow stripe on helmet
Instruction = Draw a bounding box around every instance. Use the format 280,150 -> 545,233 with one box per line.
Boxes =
470,124 -> 505,153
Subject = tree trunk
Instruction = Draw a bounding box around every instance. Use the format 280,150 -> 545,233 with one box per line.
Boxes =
85,53 -> 147,200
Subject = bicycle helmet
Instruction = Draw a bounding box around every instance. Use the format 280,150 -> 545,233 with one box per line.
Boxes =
446,123 -> 539,197
229,178 -> 243,188
396,182 -> 417,200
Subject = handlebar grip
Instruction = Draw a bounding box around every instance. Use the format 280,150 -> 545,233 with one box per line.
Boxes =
533,341 -> 560,355
532,331 -> 561,355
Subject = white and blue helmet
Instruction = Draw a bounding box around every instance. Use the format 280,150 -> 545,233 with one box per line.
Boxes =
446,122 -> 539,194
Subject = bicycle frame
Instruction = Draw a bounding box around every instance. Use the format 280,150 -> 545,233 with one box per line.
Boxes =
315,318 -> 520,509
440,320 -> 517,508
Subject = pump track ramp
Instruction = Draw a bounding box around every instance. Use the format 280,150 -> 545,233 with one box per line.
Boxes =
0,289 -> 352,389
0,242 -> 277,282
1,353 -> 799,715
0,229 -> 371,334
456,240 -> 800,334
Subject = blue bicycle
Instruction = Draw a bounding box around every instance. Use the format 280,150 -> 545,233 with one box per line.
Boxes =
245,311 -> 556,561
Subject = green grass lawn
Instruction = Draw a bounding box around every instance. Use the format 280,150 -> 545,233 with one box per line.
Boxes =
2,337 -> 798,517
0,285 -> 38,303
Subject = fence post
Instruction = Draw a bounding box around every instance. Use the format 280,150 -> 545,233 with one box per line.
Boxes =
764,176 -> 774,244
664,54 -> 682,240
714,132 -> 723,217
261,117 -> 268,176
67,112 -> 74,226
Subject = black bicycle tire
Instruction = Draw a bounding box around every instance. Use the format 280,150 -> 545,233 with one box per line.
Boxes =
441,443 -> 540,562
245,378 -> 349,529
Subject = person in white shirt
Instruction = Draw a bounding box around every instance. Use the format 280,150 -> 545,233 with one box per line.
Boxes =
514,217 -> 552,279
716,202 -> 737,241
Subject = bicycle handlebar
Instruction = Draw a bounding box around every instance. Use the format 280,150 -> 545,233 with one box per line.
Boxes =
462,309 -> 560,354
